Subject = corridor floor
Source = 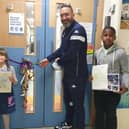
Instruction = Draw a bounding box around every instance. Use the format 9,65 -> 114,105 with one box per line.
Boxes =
24,127 -> 92,129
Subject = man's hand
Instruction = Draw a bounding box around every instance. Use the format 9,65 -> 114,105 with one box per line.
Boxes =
88,75 -> 93,81
39,58 -> 49,68
118,86 -> 128,94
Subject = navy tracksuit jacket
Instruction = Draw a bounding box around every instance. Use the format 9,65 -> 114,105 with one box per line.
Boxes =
47,20 -> 89,129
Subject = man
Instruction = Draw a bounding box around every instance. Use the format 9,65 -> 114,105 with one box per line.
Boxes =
40,4 -> 89,129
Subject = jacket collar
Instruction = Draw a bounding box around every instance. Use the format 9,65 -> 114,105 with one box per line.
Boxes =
102,43 -> 119,54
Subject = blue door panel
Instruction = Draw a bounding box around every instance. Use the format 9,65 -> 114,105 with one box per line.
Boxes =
5,48 -> 44,128
43,0 -> 66,123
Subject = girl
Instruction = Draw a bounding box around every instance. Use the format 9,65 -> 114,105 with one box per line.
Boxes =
0,48 -> 17,129
93,26 -> 129,129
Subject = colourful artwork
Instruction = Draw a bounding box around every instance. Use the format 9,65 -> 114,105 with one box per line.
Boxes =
120,3 -> 129,29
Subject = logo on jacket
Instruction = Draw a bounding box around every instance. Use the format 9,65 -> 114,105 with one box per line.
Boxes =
74,30 -> 79,34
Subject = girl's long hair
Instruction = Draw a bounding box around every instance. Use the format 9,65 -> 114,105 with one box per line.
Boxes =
0,48 -> 10,69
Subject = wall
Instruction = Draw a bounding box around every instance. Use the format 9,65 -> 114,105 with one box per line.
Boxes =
94,0 -> 104,49
118,0 -> 129,54
49,0 -> 93,27
94,0 -> 122,48
117,109 -> 129,129
118,30 -> 129,54
103,0 -> 122,35
0,0 -> 41,48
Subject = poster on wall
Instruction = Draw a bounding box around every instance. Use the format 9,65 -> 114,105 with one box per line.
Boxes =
80,22 -> 93,43
9,13 -> 24,34
80,22 -> 94,64
120,3 -> 129,29
87,43 -> 94,64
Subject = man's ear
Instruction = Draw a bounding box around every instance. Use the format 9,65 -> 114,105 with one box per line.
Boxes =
73,13 -> 75,17
101,34 -> 103,40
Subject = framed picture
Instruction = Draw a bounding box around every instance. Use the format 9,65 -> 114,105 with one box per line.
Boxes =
120,3 -> 129,29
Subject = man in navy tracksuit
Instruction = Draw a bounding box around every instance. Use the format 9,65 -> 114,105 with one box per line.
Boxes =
40,4 -> 89,129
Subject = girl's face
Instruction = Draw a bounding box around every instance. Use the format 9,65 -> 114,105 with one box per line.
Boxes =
102,28 -> 116,49
0,54 -> 6,64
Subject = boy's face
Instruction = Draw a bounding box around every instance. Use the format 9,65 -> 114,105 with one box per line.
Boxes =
0,54 -> 6,63
60,7 -> 74,28
102,28 -> 116,49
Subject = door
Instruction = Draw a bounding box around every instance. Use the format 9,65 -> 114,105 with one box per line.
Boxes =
43,0 -> 98,127
0,0 -> 45,128
0,0 -> 97,128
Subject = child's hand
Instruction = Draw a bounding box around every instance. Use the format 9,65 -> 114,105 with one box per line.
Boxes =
9,76 -> 17,85
118,86 -> 128,94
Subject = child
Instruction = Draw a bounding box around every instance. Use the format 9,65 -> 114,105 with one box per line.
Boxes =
93,26 -> 129,129
0,48 -> 17,129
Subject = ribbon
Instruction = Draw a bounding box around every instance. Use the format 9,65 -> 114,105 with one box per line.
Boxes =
9,58 -> 39,69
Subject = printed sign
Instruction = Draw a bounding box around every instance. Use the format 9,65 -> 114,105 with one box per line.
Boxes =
9,13 -> 24,34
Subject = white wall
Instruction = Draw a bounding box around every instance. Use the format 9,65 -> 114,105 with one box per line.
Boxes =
103,0 -> 122,36
117,109 -> 129,129
118,29 -> 129,54
103,0 -> 129,55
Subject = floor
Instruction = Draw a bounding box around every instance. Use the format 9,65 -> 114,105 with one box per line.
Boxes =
24,127 -> 93,129
24,127 -> 54,129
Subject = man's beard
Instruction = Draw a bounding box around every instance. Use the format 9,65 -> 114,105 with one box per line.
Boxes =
63,22 -> 71,28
